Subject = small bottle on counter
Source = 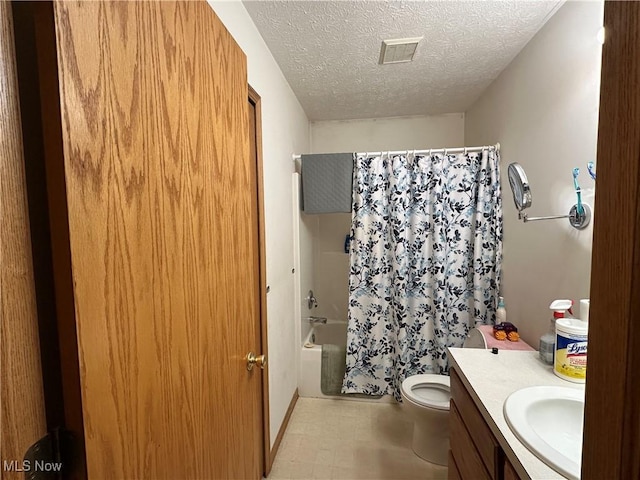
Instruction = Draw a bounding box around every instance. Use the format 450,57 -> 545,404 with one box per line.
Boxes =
496,296 -> 507,324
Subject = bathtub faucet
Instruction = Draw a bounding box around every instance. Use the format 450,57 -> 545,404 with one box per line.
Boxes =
306,316 -> 327,325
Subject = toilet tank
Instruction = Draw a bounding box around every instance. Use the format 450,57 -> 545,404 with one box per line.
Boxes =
463,328 -> 487,349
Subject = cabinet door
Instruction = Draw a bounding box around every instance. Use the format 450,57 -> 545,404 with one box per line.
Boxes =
450,369 -> 501,478
44,1 -> 262,478
504,458 -> 521,480
448,451 -> 462,480
450,402 -> 491,480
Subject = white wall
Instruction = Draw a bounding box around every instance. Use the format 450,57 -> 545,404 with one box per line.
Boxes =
307,114 -> 465,324
310,114 -> 465,153
293,174 -> 318,343
465,1 -> 603,346
207,1 -> 310,448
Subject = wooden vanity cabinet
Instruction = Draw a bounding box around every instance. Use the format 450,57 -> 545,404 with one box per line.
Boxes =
448,367 -> 522,480
504,457 -> 521,480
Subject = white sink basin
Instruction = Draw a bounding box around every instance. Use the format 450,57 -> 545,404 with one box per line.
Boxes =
504,386 -> 585,480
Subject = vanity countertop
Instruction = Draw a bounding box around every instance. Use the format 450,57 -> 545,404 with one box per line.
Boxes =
447,348 -> 585,480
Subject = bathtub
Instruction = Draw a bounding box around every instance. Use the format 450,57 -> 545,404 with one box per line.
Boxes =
298,321 -> 391,402
298,320 -> 348,398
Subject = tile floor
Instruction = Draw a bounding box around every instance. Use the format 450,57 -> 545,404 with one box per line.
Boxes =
267,398 -> 448,480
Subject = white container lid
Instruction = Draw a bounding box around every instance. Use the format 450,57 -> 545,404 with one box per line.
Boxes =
556,318 -> 588,335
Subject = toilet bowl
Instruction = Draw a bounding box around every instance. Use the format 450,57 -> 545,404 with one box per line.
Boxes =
399,326 -> 498,465
400,374 -> 450,464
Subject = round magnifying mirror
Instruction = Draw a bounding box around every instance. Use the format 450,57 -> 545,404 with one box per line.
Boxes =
507,163 -> 532,211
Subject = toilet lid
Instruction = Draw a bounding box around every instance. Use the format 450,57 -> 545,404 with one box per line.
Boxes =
401,374 -> 451,410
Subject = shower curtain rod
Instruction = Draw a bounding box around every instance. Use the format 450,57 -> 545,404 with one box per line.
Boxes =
292,143 -> 500,161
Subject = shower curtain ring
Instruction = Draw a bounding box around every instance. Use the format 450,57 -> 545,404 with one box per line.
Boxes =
464,147 -> 468,155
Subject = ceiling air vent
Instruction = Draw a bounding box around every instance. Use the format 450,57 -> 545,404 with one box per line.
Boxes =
379,37 -> 423,65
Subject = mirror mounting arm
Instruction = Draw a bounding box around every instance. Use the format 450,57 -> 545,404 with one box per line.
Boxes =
518,204 -> 591,230
521,213 -> 569,222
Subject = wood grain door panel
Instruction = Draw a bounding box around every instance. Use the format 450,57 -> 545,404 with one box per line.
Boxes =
43,1 -> 261,478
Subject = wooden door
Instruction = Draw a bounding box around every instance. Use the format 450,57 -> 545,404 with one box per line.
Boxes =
0,2 -> 48,478
36,1 -> 263,478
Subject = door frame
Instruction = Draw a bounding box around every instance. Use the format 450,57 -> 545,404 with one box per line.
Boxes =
0,1 -> 48,473
248,84 -> 272,475
10,3 -> 87,477
582,2 -> 640,478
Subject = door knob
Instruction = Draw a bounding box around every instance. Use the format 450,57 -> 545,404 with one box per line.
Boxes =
246,352 -> 267,371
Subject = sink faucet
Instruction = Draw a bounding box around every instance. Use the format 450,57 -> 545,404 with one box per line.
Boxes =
306,316 -> 327,324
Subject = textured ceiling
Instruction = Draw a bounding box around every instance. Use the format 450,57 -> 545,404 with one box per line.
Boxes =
243,0 -> 563,121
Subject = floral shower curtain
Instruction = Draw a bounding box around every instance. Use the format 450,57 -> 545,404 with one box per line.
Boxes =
342,149 -> 503,400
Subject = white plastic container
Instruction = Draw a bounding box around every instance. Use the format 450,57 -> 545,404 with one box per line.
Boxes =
580,299 -> 590,322
554,318 -> 588,383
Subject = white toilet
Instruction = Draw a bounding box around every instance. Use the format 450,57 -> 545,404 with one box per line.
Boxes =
400,328 -> 487,465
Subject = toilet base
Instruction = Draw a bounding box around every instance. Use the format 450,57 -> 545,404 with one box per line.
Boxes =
411,418 -> 449,466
